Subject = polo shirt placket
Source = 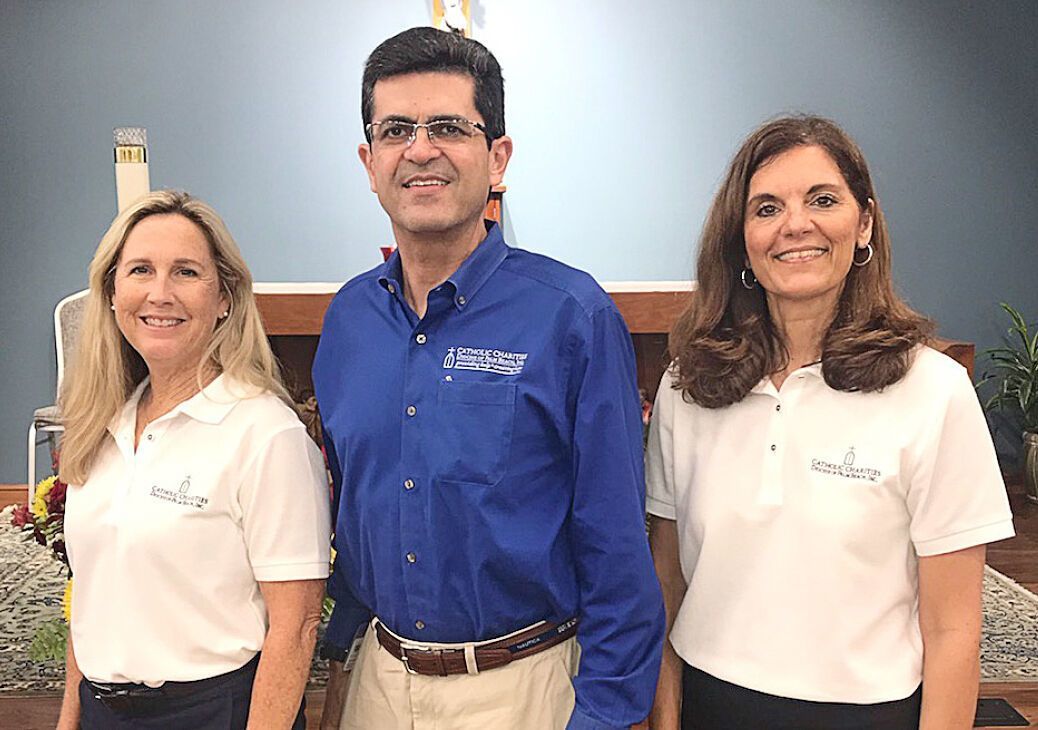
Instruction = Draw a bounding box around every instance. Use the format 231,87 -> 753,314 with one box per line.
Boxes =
109,397 -> 183,511
752,367 -> 820,507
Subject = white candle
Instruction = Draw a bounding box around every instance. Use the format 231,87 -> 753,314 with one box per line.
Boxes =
113,127 -> 150,213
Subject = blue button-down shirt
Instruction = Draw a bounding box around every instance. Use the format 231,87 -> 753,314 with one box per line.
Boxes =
313,224 -> 664,729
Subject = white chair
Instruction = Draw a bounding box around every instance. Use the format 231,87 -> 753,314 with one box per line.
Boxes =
27,290 -> 88,500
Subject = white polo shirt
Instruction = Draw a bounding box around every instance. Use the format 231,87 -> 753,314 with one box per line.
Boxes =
646,346 -> 1014,703
65,374 -> 331,685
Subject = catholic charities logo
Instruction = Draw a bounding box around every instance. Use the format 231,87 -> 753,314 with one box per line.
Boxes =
810,447 -> 881,483
149,476 -> 209,510
443,346 -> 528,376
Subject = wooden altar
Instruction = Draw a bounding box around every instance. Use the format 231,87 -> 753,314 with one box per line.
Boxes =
252,283 -> 974,404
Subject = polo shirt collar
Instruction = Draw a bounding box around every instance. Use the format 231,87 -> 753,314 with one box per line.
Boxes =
376,221 -> 509,311
178,374 -> 246,424
750,361 -> 824,396
108,373 -> 243,435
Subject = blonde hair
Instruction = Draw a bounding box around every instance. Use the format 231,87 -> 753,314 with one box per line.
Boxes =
59,190 -> 286,484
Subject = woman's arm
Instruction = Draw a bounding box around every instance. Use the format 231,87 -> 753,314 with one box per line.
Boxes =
648,515 -> 687,730
247,578 -> 326,729
918,544 -> 986,730
56,628 -> 83,730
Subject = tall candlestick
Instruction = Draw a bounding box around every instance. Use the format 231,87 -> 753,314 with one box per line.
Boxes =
113,127 -> 150,213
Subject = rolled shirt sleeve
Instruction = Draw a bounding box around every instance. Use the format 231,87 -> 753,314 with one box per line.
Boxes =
566,306 -> 666,729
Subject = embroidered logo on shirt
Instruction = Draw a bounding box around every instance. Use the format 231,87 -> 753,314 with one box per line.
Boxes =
149,476 -> 209,510
810,447 -> 881,483
442,346 -> 528,376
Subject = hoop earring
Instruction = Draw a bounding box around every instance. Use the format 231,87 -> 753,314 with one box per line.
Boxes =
853,243 -> 874,267
740,268 -> 756,289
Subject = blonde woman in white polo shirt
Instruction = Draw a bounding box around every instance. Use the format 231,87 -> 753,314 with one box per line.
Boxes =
646,116 -> 1014,730
55,191 -> 331,729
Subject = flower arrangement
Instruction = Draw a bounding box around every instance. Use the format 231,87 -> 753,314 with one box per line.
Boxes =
11,475 -> 71,661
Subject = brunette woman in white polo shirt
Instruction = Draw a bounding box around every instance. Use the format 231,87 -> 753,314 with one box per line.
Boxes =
645,116 -> 1014,730
55,191 -> 331,729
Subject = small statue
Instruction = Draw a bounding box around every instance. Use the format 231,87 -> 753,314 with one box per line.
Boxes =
436,0 -> 468,36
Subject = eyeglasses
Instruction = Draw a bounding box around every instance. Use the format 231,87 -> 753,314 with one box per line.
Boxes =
365,118 -> 489,148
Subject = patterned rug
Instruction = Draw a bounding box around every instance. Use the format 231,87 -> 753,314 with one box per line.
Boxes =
0,506 -> 1035,693
981,566 -> 1038,680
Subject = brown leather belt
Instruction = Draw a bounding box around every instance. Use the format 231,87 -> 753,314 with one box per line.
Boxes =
374,617 -> 578,676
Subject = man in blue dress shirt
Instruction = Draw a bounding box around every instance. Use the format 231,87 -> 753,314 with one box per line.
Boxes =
314,27 -> 664,730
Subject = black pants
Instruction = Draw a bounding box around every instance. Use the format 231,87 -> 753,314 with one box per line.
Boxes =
682,664 -> 922,730
78,656 -> 306,730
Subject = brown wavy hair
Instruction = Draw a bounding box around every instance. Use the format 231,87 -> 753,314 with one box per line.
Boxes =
669,115 -> 932,408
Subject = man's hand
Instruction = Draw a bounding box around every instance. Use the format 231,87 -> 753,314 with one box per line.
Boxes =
320,660 -> 351,730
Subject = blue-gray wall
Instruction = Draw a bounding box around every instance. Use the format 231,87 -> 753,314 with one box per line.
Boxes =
2,1 -> 1036,483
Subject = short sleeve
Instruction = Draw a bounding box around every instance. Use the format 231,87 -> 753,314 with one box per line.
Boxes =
239,424 -> 332,581
906,366 -> 1015,556
646,368 -> 678,520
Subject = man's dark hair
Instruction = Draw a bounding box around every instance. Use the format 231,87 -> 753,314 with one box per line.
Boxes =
362,27 -> 505,142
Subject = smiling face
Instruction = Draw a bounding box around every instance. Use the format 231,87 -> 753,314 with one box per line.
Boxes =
111,214 -> 228,377
358,71 -> 511,243
743,144 -> 873,315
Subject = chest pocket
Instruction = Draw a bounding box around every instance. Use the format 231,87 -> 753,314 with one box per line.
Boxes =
436,380 -> 516,486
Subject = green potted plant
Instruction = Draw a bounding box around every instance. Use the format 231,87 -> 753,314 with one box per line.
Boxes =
980,302 -> 1038,503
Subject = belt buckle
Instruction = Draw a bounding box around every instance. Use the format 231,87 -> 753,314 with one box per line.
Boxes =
398,640 -> 427,675
93,685 -> 135,712
399,650 -> 418,675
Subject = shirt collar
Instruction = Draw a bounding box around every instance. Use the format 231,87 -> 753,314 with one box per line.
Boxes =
108,373 -> 244,435
178,374 -> 248,424
377,221 -> 509,311
750,361 -> 824,396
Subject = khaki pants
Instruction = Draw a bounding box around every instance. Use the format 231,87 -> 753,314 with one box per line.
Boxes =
340,623 -> 579,730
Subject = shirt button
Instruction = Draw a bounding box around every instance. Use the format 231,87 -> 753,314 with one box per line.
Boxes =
416,333 -> 427,345
415,620 -> 425,631
444,375 -> 453,382
404,478 -> 415,490
146,434 -> 153,441
775,404 -> 781,412
406,405 -> 417,417
770,444 -> 777,451
406,552 -> 417,564
387,283 -> 396,294
457,295 -> 467,306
